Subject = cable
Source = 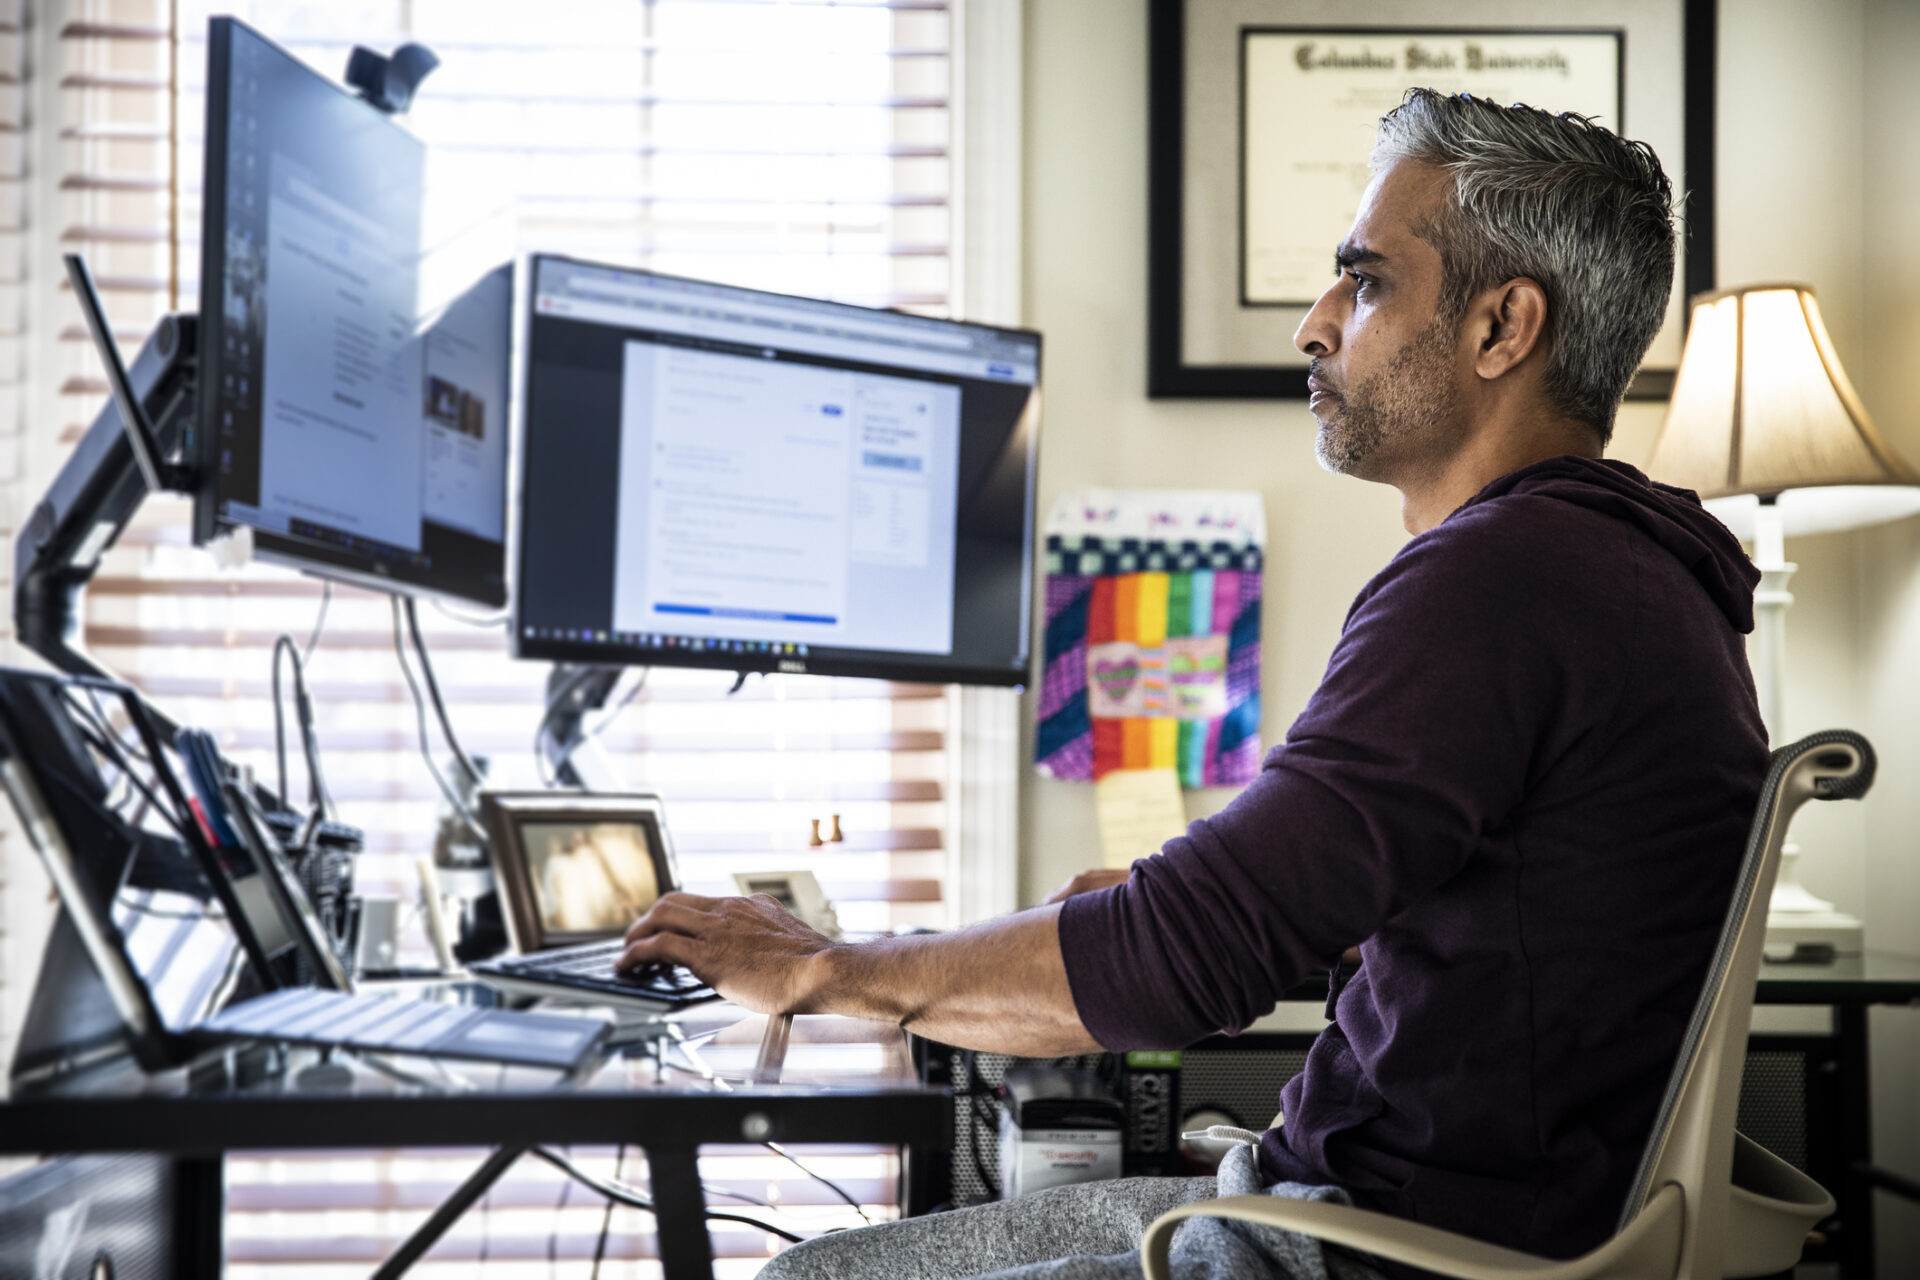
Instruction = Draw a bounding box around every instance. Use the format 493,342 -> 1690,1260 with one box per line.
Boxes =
270,638 -> 293,809
585,667 -> 648,740
532,1145 -> 805,1246
65,721 -> 192,844
764,1142 -> 871,1225
270,635 -> 334,817
478,1168 -> 491,1264
391,598 -> 487,842
303,581 -> 332,664
590,1144 -> 625,1280
702,1183 -> 783,1210
403,596 -> 484,789
548,1143 -> 574,1279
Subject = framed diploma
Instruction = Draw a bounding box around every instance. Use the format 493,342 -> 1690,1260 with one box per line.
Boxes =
1148,0 -> 1716,400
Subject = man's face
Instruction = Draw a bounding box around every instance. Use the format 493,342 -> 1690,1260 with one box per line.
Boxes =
1293,159 -> 1468,480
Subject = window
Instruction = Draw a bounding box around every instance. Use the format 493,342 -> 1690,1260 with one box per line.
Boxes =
2,0 -> 1020,1270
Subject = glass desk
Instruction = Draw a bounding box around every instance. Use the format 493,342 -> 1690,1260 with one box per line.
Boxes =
0,997 -> 949,1280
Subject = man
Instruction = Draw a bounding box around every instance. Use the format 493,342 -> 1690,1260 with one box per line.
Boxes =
620,90 -> 1767,1279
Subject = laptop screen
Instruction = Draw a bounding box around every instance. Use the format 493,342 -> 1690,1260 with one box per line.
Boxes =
519,819 -> 665,935
481,794 -> 679,951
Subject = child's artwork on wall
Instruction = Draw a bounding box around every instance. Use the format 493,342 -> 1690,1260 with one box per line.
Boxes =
1035,490 -> 1264,788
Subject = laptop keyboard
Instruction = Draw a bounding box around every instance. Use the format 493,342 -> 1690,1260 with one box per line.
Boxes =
479,939 -> 718,1005
200,986 -> 608,1069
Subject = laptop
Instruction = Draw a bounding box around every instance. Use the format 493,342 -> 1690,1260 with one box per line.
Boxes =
0,669 -> 610,1076
466,792 -> 720,1012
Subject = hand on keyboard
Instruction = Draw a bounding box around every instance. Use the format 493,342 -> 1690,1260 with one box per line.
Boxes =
621,890 -> 836,1015
615,961 -> 672,985
616,962 -> 698,990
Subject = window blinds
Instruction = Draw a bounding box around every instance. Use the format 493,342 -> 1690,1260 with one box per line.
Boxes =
0,0 -> 27,1094
31,0 -> 965,1270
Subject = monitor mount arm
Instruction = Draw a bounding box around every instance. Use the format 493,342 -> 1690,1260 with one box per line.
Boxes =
14,256 -> 200,740
538,664 -> 627,792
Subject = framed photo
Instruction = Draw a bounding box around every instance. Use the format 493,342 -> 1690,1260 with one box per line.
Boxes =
1148,0 -> 1716,399
480,791 -> 683,952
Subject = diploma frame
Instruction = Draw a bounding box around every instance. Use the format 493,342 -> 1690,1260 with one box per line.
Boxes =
1147,0 -> 1717,400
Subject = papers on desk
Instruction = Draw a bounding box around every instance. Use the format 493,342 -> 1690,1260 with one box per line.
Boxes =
1095,767 -> 1187,868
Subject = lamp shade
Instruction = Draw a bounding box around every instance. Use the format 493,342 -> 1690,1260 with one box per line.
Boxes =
1645,283 -> 1920,538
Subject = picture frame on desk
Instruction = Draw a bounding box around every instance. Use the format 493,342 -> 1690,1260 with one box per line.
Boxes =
1147,0 -> 1717,400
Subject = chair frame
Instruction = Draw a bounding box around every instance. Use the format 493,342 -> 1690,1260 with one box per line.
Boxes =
1142,730 -> 1869,1280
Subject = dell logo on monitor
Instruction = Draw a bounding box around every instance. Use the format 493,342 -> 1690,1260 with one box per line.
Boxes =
778,659 -> 807,674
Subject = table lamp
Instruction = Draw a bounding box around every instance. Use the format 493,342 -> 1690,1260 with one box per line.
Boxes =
1645,282 -> 1920,957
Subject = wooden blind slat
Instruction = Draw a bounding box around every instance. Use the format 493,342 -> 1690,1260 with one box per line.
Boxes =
227,1175 -> 897,1212
217,736 -> 944,767
57,72 -> 167,90
132,672 -> 948,704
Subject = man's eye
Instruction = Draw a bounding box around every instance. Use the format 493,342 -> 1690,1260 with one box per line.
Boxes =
1346,270 -> 1373,291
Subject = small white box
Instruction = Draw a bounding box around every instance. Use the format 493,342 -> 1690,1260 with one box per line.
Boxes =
998,1120 -> 1124,1197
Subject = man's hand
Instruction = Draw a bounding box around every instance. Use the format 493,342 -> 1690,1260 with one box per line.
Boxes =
1042,867 -> 1131,905
620,892 -> 834,1015
621,892 -> 1100,1057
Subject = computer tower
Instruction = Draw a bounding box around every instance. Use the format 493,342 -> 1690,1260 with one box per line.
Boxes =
906,1033 -> 1319,1211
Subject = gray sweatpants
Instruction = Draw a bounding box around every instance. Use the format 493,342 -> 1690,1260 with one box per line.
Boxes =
758,1143 -> 1389,1280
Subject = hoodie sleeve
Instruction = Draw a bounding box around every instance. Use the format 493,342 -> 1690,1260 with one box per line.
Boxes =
1057,499 -> 1634,1050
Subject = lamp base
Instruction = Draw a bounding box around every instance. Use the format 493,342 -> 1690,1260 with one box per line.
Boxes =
1761,842 -> 1864,962
1764,908 -> 1864,963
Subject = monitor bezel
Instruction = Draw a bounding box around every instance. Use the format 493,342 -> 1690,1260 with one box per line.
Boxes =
480,790 -> 683,954
512,252 -> 1041,689
192,16 -> 511,611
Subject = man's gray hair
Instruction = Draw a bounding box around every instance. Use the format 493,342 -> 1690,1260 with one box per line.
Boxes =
1372,89 -> 1675,442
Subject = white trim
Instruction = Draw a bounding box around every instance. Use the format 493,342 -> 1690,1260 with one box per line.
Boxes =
952,0 -> 1025,328
950,0 -> 1025,921
953,686 -> 1022,923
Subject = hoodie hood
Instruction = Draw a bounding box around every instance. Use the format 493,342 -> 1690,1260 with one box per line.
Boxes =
1461,455 -> 1760,634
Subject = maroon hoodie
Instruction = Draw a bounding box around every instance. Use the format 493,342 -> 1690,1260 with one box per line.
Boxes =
1058,456 -> 1767,1260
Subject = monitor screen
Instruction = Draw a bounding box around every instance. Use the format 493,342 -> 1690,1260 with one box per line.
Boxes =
194,17 -> 511,608
516,255 -> 1042,686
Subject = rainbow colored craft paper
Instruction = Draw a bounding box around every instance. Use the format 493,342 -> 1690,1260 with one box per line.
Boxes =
1035,490 -> 1264,787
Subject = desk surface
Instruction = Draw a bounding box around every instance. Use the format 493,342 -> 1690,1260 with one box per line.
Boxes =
1246,950 -> 1920,1032
1756,949 -> 1920,1003
0,1000 -> 947,1158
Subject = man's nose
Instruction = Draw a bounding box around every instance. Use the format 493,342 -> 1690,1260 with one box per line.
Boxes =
1294,283 -> 1342,357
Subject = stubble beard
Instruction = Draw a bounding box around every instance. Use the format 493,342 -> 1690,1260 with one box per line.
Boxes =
1312,316 -> 1461,478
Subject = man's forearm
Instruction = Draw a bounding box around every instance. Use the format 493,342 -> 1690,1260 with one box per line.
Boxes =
802,903 -> 1102,1056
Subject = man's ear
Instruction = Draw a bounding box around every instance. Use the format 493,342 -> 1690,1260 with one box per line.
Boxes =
1470,278 -> 1549,382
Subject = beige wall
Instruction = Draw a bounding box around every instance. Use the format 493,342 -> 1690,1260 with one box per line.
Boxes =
1019,0 -> 1918,1264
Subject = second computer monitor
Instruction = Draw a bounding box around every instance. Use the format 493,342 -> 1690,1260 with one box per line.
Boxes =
195,17 -> 511,609
516,256 -> 1041,687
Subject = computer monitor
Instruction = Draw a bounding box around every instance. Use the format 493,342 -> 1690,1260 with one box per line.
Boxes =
193,17 -> 511,608
516,255 -> 1042,686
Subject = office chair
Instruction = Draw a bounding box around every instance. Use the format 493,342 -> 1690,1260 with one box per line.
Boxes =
1142,730 -> 1868,1280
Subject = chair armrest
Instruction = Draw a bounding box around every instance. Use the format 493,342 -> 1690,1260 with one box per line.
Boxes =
1140,1183 -> 1683,1280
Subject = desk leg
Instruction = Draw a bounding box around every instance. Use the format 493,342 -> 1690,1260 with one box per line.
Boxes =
648,1145 -> 715,1280
172,1156 -> 223,1276
372,1145 -> 526,1280
1839,1003 -> 1875,1280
